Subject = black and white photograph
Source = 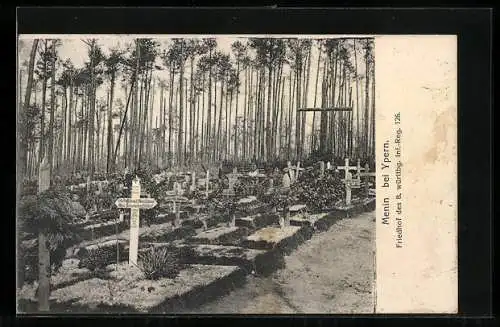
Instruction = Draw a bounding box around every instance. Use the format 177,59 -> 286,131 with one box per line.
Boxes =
16,34 -> 378,313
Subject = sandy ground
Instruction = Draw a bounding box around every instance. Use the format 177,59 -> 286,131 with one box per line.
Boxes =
184,211 -> 376,314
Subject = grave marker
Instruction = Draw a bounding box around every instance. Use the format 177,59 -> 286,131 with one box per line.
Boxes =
319,161 -> 325,177
190,171 -> 196,192
280,172 -> 291,228
115,176 -> 157,266
343,171 -> 354,205
282,171 -> 291,190
359,163 -> 376,196
287,161 -> 296,184
295,161 -> 304,181
355,158 -> 365,182
337,158 -> 357,179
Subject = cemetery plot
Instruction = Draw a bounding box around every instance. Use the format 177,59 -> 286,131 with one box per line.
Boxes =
187,226 -> 251,246
288,212 -> 340,232
18,160 -> 376,313
235,213 -> 280,229
141,243 -> 285,276
18,263 -> 246,313
242,225 -> 313,255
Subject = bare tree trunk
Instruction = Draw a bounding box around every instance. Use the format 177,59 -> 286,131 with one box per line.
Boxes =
189,57 -> 195,163
39,41 -> 48,164
112,47 -> 138,171
19,39 -> 39,181
301,46 -> 312,157
312,46 -> 321,152
17,38 -> 38,290
47,40 -> 57,178
370,58 -> 375,159
106,71 -> 116,175
364,41 -> 370,158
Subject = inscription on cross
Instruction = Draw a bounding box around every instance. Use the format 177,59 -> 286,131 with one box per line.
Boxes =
115,176 -> 157,266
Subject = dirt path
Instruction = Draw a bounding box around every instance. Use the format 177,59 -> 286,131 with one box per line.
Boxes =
186,211 -> 376,314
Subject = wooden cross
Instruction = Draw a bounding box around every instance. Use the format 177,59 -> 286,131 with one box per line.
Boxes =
287,161 -> 296,184
165,183 -> 189,228
359,163 -> 376,196
343,171 -> 354,205
355,159 -> 366,181
319,161 -> 325,177
337,158 -> 358,179
190,171 -> 196,192
295,161 -> 304,180
338,158 -> 362,205
115,176 -> 157,266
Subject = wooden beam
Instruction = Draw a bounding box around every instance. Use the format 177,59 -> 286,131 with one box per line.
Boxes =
297,107 -> 353,112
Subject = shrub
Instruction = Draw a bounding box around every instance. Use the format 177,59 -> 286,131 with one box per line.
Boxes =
139,247 -> 181,280
79,245 -> 120,271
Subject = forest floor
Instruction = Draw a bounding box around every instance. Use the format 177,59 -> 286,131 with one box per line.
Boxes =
179,211 -> 376,314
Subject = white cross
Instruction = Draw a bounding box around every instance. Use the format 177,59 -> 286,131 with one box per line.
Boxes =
343,171 -> 354,205
295,161 -> 304,181
337,158 -> 358,179
115,177 -> 157,266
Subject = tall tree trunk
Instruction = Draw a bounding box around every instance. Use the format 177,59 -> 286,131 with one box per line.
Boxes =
353,39 -> 361,157
149,77 -> 155,163
312,46 -> 321,152
266,64 -> 272,161
364,41 -> 370,158
206,51 -> 213,162
112,43 -> 139,171
168,69 -> 174,164
189,57 -> 195,163
242,67 -> 248,159
47,40 -> 56,178
295,66 -> 302,159
370,57 -> 375,159
159,84 -> 164,168
234,61 -> 240,160
287,74 -> 294,159
39,41 -> 48,164
106,71 -> 116,175
17,38 -> 38,290
216,77 -> 225,161
19,39 -> 38,182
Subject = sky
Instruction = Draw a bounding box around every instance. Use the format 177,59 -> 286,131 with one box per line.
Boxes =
18,35 -> 373,138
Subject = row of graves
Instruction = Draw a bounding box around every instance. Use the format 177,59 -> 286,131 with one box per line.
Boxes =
18,157 -> 376,313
